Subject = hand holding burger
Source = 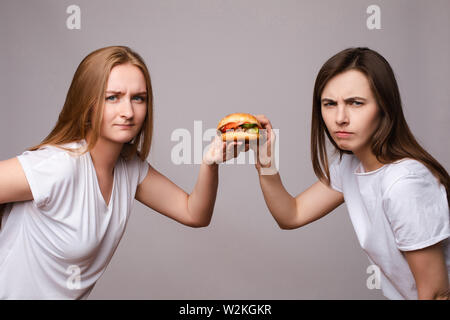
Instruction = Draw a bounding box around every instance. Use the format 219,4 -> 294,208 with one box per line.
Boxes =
217,113 -> 262,141
249,114 -> 278,175
203,113 -> 261,165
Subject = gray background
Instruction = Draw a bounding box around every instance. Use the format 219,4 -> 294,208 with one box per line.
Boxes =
1,0 -> 449,299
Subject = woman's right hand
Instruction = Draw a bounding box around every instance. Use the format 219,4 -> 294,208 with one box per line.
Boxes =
251,114 -> 277,175
203,135 -> 246,165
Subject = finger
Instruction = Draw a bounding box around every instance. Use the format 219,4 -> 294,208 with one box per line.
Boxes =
222,145 -> 228,162
222,141 -> 228,154
214,135 -> 223,144
254,114 -> 273,130
233,141 -> 239,158
223,141 -> 235,161
258,130 -> 268,145
239,140 -> 249,151
248,137 -> 259,152
262,127 -> 275,144
208,136 -> 221,153
268,129 -> 276,144
254,114 -> 268,123
220,142 -> 228,159
236,141 -> 247,155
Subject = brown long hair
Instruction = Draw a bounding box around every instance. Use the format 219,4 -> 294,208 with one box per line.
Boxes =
311,47 -> 449,206
28,45 -> 153,161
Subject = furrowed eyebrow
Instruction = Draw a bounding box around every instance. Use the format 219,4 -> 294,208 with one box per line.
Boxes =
344,96 -> 366,102
321,97 -> 367,103
106,90 -> 147,95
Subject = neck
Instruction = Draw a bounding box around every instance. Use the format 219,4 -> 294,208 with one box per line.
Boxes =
353,146 -> 384,173
86,133 -> 122,176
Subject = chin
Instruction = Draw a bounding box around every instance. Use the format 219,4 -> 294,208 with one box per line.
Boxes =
103,135 -> 136,144
118,136 -> 136,144
336,142 -> 354,152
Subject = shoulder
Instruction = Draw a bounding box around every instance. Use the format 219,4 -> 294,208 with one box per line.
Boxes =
16,142 -> 87,208
382,159 -> 443,199
122,152 -> 149,185
381,159 -> 449,251
385,158 -> 430,178
17,142 -> 85,181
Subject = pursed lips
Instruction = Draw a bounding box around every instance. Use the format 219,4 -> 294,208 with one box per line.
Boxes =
335,131 -> 353,138
115,124 -> 134,128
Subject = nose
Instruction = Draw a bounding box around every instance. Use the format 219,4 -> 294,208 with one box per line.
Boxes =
335,103 -> 349,126
120,97 -> 134,119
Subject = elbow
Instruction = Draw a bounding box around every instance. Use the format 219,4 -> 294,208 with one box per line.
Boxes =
276,220 -> 299,230
273,212 -> 302,230
278,224 -> 297,230
187,213 -> 212,228
189,220 -> 211,228
433,289 -> 450,300
273,202 -> 302,230
277,221 -> 289,230
418,288 -> 450,300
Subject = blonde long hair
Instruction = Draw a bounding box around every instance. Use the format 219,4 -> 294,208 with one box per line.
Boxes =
28,45 -> 153,161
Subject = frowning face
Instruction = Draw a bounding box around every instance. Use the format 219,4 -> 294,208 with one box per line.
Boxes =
100,63 -> 148,145
321,69 -> 381,155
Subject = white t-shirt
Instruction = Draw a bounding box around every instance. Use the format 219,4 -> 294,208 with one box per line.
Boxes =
329,153 -> 450,299
0,140 -> 149,299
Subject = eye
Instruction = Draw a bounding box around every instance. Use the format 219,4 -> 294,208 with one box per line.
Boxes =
132,96 -> 146,103
352,101 -> 363,106
322,101 -> 336,107
106,95 -> 118,102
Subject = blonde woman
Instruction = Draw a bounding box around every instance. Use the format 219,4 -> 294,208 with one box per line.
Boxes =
253,48 -> 449,300
0,46 -> 244,299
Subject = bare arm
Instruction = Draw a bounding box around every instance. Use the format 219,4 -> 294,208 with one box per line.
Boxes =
135,137 -> 245,228
258,174 -> 344,229
0,157 -> 33,204
135,162 -> 218,228
253,114 -> 344,229
403,241 -> 450,300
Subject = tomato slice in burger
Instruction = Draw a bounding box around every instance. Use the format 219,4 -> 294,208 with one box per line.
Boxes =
221,122 -> 239,132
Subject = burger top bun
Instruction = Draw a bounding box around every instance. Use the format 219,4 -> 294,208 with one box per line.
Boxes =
217,113 -> 262,130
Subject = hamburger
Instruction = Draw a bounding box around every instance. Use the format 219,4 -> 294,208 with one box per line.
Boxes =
217,113 -> 262,141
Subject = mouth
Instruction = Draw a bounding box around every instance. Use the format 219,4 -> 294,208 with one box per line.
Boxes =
335,131 -> 353,138
115,124 -> 135,129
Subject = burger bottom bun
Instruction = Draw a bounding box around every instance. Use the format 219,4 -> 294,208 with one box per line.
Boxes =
221,131 -> 260,141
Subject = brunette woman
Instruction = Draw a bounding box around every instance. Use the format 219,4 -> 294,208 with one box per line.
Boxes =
253,47 -> 449,300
